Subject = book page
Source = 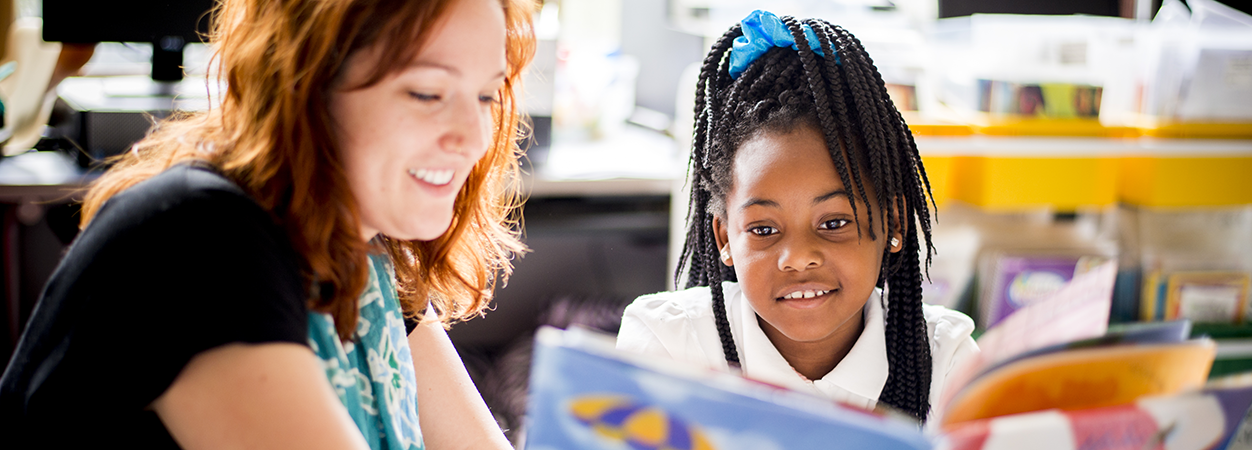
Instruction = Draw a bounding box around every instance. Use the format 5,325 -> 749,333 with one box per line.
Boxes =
938,259 -> 1117,415
976,259 -> 1117,364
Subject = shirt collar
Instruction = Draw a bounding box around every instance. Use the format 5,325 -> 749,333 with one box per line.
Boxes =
731,285 -> 888,406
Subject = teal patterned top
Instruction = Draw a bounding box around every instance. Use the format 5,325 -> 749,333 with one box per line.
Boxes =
308,254 -> 425,450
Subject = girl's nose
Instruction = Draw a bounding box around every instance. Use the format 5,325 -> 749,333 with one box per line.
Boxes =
777,232 -> 824,272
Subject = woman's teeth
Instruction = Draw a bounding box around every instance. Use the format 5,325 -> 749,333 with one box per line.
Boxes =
782,289 -> 830,300
408,168 -> 454,186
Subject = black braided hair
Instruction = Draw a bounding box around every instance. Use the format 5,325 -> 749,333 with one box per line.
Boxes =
677,16 -> 937,422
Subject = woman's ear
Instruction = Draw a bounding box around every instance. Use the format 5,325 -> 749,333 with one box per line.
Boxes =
712,216 -> 733,266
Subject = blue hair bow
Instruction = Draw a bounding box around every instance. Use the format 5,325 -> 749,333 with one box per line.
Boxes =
729,10 -> 836,79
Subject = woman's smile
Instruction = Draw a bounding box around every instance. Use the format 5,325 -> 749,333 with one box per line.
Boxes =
408,168 -> 455,186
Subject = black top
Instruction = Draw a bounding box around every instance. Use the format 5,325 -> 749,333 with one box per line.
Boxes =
0,164 -> 308,448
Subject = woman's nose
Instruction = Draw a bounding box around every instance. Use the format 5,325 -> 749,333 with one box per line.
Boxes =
439,95 -> 490,159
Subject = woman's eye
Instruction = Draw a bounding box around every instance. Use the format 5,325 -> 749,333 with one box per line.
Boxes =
749,226 -> 777,236
478,94 -> 500,105
819,219 -> 850,230
409,92 -> 441,102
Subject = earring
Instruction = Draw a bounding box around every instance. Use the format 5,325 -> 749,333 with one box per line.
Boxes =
890,237 -> 900,248
719,245 -> 731,263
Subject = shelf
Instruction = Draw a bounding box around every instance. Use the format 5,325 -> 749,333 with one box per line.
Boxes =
1139,122 -> 1252,140
971,117 -> 1140,138
915,135 -> 1252,210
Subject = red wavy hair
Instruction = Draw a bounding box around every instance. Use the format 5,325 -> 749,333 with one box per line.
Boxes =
80,0 -> 536,339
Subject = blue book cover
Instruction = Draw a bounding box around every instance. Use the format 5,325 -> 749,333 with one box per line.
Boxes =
524,327 -> 931,450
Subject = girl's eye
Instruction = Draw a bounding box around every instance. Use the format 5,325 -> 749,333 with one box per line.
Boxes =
749,226 -> 777,236
819,219 -> 850,230
409,92 -> 441,102
479,94 -> 500,105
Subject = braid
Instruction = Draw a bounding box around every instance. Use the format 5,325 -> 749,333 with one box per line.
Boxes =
708,234 -> 739,366
881,226 -> 933,421
849,29 -> 909,250
898,109 -> 938,269
678,25 -> 740,288
805,20 -> 875,243
681,14 -> 937,421
832,24 -> 892,240
683,186 -> 710,289
784,17 -> 864,240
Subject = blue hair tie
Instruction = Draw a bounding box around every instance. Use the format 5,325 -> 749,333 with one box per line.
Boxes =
728,10 -> 837,79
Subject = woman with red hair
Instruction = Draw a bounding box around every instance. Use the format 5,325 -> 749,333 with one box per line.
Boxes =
1,0 -> 534,448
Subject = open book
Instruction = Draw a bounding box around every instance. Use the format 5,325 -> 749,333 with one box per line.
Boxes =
525,325 -> 932,450
937,260 -> 1216,427
523,260 -> 1242,450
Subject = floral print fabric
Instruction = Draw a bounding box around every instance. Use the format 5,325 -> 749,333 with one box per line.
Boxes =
308,254 -> 424,450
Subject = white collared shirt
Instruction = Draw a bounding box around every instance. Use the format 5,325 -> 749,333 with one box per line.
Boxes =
616,281 -> 978,421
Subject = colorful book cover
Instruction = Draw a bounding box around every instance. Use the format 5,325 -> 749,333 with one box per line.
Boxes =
940,339 -> 1216,428
940,385 -> 1252,450
938,260 -> 1212,428
968,319 -> 1194,388
941,261 -> 1217,429
961,259 -> 1118,386
1164,272 -> 1251,324
1141,271 -> 1164,322
524,327 -> 932,450
982,255 -> 1082,329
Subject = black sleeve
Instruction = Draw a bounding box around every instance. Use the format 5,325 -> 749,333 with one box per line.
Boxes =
1,165 -> 308,435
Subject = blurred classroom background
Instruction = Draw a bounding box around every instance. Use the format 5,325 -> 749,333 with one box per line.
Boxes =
2,0 -> 1252,445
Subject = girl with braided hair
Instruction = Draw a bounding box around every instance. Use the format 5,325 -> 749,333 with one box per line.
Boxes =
616,10 -> 977,424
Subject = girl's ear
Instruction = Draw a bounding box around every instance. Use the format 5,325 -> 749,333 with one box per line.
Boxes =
888,229 -> 904,254
888,197 -> 906,254
712,216 -> 733,266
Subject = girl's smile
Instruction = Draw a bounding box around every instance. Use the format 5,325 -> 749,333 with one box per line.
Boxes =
776,286 -> 835,308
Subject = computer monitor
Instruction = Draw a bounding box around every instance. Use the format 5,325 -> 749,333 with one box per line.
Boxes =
42,0 -> 215,82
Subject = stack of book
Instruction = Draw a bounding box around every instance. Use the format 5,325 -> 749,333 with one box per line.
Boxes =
524,260 -> 1244,450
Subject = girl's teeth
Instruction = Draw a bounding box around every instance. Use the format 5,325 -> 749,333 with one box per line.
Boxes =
783,290 -> 829,300
408,168 -> 454,186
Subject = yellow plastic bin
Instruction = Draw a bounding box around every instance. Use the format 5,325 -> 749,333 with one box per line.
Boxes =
911,120 -> 974,209
943,137 -> 1127,211
1119,139 -> 1252,208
